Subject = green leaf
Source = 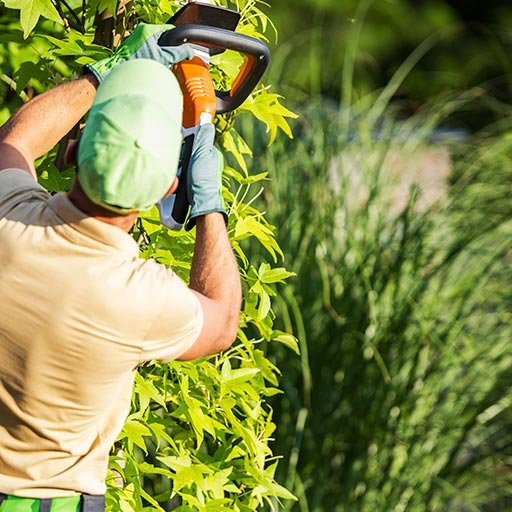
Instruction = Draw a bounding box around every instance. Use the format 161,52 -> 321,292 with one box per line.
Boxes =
224,368 -> 260,386
257,263 -> 296,284
87,0 -> 117,20
42,34 -> 109,60
267,482 -> 298,501
118,420 -> 152,454
239,89 -> 298,144
253,349 -> 281,385
187,404 -> 215,446
211,50 -> 244,84
13,60 -> 49,94
139,487 -> 165,511
222,129 -> 252,175
198,468 -> 233,499
137,462 -> 172,478
134,373 -> 166,412
37,159 -> 73,192
3,0 -> 62,38
172,464 -> 205,493
272,331 -> 300,354
234,216 -> 283,262
157,455 -> 192,472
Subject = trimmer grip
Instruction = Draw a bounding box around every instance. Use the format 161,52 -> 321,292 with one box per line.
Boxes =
170,134 -> 195,229
167,56 -> 217,230
174,56 -> 217,128
159,25 -> 270,114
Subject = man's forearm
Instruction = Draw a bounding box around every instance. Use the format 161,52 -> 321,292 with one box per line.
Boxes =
190,213 -> 242,338
0,75 -> 98,166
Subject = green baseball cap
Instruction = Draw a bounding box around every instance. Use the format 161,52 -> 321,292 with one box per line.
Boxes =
78,59 -> 183,213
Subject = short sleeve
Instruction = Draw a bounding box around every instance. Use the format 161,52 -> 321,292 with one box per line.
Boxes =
0,169 -> 49,218
141,269 -> 204,363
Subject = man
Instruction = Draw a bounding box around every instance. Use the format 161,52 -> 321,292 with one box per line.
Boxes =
0,25 -> 241,512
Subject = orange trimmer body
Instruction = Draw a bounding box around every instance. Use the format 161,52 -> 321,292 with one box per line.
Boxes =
173,56 -> 217,129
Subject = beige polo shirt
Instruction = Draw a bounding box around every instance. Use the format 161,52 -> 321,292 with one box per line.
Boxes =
0,169 -> 203,498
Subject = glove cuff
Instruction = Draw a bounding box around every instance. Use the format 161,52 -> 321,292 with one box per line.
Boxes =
185,209 -> 228,232
83,63 -> 103,84
84,55 -> 120,83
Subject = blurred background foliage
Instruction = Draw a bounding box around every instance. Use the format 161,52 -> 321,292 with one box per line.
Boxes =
239,0 -> 512,511
267,0 -> 512,129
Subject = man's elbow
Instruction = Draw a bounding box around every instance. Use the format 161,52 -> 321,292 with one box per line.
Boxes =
218,311 -> 239,351
0,142 -> 35,177
178,317 -> 238,361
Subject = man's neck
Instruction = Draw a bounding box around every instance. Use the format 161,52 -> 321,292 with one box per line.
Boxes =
67,179 -> 138,233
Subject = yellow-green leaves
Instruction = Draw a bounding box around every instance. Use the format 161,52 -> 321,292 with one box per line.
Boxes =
42,33 -> 109,66
221,130 -> 253,175
2,0 -> 61,38
234,216 -> 283,262
240,88 -> 299,143
119,419 -> 153,454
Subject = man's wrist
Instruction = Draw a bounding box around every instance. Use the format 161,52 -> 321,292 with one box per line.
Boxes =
187,209 -> 228,231
194,212 -> 227,229
82,73 -> 100,90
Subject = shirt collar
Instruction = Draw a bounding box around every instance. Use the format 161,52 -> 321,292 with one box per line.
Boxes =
47,193 -> 139,255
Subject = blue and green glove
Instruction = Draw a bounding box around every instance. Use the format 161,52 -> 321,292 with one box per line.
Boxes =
158,123 -> 227,231
186,123 -> 227,230
85,23 -> 194,83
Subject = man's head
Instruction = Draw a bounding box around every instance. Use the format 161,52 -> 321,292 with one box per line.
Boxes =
77,59 -> 183,214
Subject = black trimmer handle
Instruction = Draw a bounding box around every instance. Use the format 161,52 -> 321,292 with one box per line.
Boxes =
159,25 -> 270,114
172,134 -> 195,229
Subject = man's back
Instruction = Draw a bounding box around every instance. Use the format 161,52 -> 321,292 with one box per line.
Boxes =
0,53 -> 241,510
0,169 -> 203,498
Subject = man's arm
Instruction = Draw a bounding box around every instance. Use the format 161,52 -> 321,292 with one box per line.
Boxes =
178,213 -> 242,360
156,122 -> 241,360
0,75 -> 98,178
0,23 -> 195,179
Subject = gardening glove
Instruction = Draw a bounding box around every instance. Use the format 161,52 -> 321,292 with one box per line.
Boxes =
85,23 -> 194,83
185,123 -> 227,230
157,123 -> 227,231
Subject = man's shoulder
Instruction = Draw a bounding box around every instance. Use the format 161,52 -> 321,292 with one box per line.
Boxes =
0,168 -> 49,218
116,256 -> 184,296
0,167 -> 43,188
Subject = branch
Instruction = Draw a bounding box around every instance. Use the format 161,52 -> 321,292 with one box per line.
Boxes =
51,0 -> 71,31
82,0 -> 87,30
0,74 -> 29,103
54,0 -> 85,33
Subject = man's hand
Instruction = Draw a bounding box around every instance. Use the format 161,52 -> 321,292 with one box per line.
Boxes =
162,124 -> 240,360
85,23 -> 194,83
185,123 -> 227,230
157,123 -> 227,230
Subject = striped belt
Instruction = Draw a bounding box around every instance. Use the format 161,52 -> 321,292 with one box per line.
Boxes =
0,493 -> 105,512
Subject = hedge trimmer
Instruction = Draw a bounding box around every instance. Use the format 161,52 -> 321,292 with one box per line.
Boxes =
157,0 -> 270,230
